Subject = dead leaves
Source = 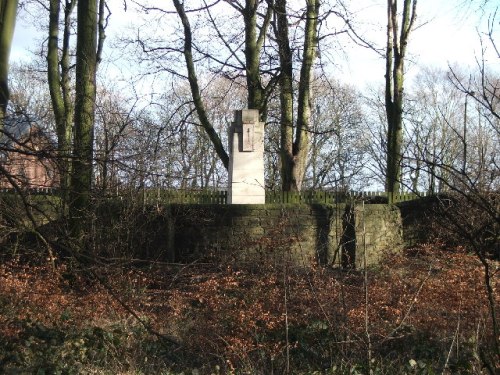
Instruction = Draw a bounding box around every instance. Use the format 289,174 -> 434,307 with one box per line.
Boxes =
0,246 -> 498,371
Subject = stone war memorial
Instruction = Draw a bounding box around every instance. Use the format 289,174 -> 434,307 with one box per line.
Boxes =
228,109 -> 265,204
86,108 -> 410,269
148,108 -> 406,269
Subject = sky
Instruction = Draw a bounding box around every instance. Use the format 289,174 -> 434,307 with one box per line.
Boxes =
337,0 -> 499,87
10,0 -> 500,90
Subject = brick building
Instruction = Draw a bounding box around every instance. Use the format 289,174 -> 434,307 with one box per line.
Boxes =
0,114 -> 59,189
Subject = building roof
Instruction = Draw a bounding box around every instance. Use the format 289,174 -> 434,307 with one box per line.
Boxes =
0,112 -> 51,149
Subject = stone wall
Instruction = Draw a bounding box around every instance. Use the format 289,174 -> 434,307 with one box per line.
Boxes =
165,203 -> 403,268
396,197 -> 444,248
338,204 -> 403,268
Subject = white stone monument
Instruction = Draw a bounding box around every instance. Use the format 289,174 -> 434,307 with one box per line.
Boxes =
228,109 -> 265,204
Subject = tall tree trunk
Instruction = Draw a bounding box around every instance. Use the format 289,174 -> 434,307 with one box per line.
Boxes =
275,0 -> 294,191
276,0 -> 319,191
172,0 -> 229,169
385,0 -> 417,203
70,0 -> 98,237
243,0 -> 271,117
48,0 -> 75,212
293,0 -> 318,191
171,1 -> 273,171
0,0 -> 18,130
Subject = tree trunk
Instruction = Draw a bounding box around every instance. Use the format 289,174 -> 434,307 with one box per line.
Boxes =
385,0 -> 416,203
244,0 -> 271,117
172,0 -> 229,169
48,0 -> 75,212
0,0 -> 18,129
293,0 -> 318,191
275,0 -> 294,191
70,0 -> 98,237
276,0 -> 319,191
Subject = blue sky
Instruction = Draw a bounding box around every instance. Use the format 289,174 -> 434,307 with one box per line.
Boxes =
10,0 -> 499,89
338,0 -> 499,86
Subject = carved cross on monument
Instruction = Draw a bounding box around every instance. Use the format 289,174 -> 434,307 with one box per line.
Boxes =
228,109 -> 265,204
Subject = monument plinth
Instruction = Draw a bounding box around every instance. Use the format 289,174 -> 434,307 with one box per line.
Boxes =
228,109 -> 265,204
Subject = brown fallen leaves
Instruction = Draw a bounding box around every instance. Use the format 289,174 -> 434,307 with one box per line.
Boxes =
0,244 -> 498,371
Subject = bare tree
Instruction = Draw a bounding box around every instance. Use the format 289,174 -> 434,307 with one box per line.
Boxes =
69,0 -> 100,237
47,0 -> 76,209
130,0 -> 341,191
273,0 -> 320,191
0,0 -> 19,130
171,0 -> 230,169
305,78 -> 369,190
385,0 -> 417,203
413,15 -> 500,370
405,67 -> 466,194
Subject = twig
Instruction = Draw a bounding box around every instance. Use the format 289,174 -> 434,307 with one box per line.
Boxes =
384,262 -> 434,341
442,289 -> 462,373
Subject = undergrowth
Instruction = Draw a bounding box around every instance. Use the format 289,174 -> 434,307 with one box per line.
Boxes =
0,245 -> 498,374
